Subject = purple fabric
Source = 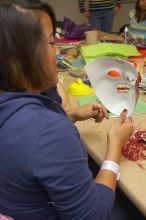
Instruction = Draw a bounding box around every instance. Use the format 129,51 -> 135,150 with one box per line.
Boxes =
63,16 -> 92,39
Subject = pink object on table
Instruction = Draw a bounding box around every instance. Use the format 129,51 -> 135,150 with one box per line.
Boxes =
0,214 -> 14,220
55,38 -> 81,44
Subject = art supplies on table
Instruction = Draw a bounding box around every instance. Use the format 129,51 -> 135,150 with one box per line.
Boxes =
71,59 -> 85,67
122,130 -> 146,162
68,59 -> 86,78
67,78 -> 94,96
57,55 -> 73,67
69,67 -> 86,78
77,95 -> 99,106
63,16 -> 92,40
80,43 -> 141,64
57,62 -> 70,71
124,26 -> 129,43
57,55 -> 86,76
55,38 -> 81,44
57,54 -> 73,71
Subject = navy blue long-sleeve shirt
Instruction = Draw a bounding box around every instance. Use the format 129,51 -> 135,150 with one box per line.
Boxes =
0,92 -> 115,220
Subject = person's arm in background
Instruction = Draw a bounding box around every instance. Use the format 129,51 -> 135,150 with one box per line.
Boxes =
78,0 -> 90,17
113,0 -> 121,15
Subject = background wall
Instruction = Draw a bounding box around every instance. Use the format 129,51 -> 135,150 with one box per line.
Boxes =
42,0 -> 135,33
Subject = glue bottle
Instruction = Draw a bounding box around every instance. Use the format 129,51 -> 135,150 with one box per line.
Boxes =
124,26 -> 129,43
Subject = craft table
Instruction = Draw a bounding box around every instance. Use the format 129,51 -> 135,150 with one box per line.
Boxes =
58,32 -> 146,216
61,70 -> 146,217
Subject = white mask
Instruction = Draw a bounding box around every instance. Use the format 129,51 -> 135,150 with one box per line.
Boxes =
85,57 -> 140,116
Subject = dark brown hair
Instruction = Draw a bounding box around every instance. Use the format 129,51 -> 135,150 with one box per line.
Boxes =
5,0 -> 56,35
0,1 -> 50,91
135,0 -> 143,23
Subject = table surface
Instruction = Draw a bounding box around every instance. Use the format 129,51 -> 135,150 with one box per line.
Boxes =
61,65 -> 146,217
58,31 -> 146,216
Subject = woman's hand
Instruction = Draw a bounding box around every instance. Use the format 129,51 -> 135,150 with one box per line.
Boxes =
113,5 -> 121,16
95,110 -> 134,191
67,102 -> 109,123
107,110 -> 134,150
82,10 -> 90,17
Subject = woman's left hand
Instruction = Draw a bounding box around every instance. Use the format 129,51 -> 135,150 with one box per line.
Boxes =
67,102 -> 109,123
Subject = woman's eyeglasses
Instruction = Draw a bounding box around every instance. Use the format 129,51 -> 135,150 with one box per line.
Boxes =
48,42 -> 59,55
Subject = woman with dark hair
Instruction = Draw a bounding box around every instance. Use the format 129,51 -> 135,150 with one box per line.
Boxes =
7,0 -> 110,122
0,1 -> 134,220
128,0 -> 146,41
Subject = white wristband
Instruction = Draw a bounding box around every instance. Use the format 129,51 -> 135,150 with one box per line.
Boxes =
101,160 -> 120,180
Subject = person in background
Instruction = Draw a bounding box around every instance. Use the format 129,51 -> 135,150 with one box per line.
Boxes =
128,0 -> 146,41
78,0 -> 121,33
0,1 -> 134,220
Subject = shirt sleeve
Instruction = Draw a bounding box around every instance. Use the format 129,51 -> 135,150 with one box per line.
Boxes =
31,120 -> 115,220
78,0 -> 86,13
115,0 -> 121,6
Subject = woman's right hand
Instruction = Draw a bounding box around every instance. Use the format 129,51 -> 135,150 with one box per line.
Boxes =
96,110 -> 134,190
107,110 -> 134,150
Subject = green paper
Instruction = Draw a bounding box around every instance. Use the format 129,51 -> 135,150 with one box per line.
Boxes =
77,95 -> 146,117
80,43 -> 141,64
134,99 -> 146,114
109,99 -> 146,117
77,95 -> 99,105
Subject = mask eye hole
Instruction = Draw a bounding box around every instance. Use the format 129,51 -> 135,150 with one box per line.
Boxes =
107,70 -> 120,78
